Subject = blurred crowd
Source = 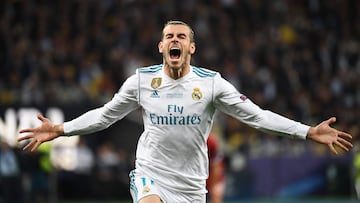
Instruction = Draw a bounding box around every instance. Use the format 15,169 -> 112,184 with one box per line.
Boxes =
1,0 -> 360,201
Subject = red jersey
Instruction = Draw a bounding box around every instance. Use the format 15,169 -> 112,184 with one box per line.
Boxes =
206,134 -> 225,190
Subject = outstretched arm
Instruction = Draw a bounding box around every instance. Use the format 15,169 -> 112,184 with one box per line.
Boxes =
18,114 -> 64,152
306,117 -> 353,155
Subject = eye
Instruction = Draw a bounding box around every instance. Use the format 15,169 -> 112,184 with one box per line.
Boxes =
165,34 -> 173,39
178,34 -> 186,39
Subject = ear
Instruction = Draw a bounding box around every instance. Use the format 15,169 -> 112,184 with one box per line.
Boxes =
158,41 -> 163,53
190,42 -> 196,54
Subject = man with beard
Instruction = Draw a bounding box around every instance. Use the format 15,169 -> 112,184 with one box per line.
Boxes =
18,21 -> 353,203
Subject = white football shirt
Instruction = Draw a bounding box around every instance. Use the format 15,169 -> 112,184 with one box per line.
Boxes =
63,64 -> 309,194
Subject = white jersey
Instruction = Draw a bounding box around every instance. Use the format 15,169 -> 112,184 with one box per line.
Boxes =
63,64 -> 309,194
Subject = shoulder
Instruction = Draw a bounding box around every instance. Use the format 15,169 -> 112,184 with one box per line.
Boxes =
137,64 -> 162,73
192,66 -> 218,78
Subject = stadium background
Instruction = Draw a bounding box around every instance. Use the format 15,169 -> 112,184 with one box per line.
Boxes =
0,0 -> 359,203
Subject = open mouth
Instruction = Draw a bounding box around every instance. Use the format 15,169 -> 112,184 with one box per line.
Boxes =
170,48 -> 181,59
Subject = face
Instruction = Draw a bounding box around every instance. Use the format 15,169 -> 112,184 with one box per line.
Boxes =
158,24 -> 195,70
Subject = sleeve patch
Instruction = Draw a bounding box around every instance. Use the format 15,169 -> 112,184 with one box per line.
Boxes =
240,95 -> 247,101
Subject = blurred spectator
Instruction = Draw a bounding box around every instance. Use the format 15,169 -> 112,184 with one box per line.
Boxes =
353,127 -> 360,199
0,140 -> 22,203
95,142 -> 120,182
207,133 -> 226,203
0,0 -> 359,200
57,137 -> 95,200
28,142 -> 53,203
0,0 -> 358,128
93,141 -> 129,199
73,138 -> 95,175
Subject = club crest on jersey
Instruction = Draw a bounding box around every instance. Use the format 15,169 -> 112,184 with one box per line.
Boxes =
142,186 -> 150,194
150,77 -> 162,98
192,87 -> 202,100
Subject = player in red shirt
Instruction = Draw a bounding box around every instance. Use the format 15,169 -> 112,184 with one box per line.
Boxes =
207,134 -> 225,203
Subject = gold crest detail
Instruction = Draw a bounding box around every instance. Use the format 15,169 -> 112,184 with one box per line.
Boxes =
142,186 -> 151,194
192,88 -> 202,100
151,78 -> 162,89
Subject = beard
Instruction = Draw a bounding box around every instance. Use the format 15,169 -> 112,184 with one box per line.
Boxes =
163,54 -> 190,79
164,52 -> 189,69
166,61 -> 186,70
166,62 -> 184,79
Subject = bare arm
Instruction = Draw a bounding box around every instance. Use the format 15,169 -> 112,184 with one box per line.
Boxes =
306,117 -> 353,155
18,114 -> 64,152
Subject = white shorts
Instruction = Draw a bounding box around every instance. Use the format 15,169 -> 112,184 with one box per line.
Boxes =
129,169 -> 206,203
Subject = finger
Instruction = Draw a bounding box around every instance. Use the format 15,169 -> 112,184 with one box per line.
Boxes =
23,144 -> 32,152
324,117 -> 336,125
328,143 -> 338,155
31,140 -> 42,152
18,133 -> 35,140
37,114 -> 47,122
338,131 -> 352,139
337,137 -> 353,148
19,128 -> 35,133
23,139 -> 37,151
17,134 -> 34,142
334,140 -> 349,152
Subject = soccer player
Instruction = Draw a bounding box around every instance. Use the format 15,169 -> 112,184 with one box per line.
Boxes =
18,21 -> 353,203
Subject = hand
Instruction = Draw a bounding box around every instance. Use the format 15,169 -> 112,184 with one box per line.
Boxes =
307,117 -> 353,155
18,114 -> 64,152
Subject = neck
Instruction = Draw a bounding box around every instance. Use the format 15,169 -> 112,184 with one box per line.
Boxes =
164,64 -> 190,80
169,67 -> 182,79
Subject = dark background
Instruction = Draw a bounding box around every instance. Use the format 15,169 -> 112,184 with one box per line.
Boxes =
0,0 -> 359,202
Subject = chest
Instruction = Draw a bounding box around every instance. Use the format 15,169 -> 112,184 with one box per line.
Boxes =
139,76 -> 213,115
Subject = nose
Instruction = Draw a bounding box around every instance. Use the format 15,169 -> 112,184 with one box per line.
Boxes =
171,36 -> 179,43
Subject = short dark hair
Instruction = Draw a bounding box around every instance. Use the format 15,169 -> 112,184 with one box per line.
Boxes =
162,20 -> 195,42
